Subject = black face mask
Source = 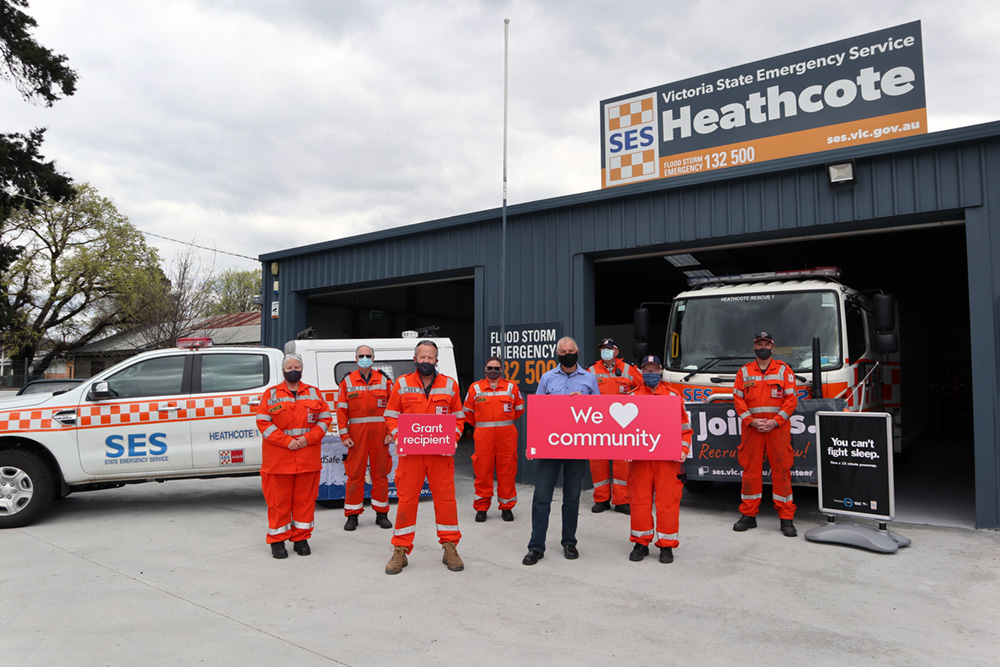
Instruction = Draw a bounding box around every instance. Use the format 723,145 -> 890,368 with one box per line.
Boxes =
485,369 -> 502,380
755,348 -> 773,360
415,362 -> 436,376
558,352 -> 579,368
283,369 -> 302,383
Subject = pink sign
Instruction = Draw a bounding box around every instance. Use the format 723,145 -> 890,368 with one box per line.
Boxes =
527,394 -> 682,460
397,414 -> 458,456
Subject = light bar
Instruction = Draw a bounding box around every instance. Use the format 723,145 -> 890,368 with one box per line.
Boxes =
687,267 -> 841,287
177,337 -> 213,349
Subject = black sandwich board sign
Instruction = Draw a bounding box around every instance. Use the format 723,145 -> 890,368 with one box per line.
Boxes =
815,411 -> 894,520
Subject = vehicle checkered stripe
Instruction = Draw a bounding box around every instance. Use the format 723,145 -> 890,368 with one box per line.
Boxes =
0,393 -> 259,433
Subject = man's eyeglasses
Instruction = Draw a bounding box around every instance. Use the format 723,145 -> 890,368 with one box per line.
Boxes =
358,354 -> 373,359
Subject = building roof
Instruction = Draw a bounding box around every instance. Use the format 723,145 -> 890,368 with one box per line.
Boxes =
70,312 -> 262,356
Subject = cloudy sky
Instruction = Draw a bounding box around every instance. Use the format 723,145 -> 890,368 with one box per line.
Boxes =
4,0 -> 999,276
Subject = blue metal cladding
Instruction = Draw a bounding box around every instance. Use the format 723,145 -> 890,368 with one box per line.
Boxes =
261,121 -> 1000,528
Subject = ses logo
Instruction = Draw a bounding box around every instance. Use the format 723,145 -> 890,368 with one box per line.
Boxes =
604,93 -> 660,187
104,433 -> 169,465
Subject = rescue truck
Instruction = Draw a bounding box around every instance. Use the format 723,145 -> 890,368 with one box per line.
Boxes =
634,268 -> 902,455
0,334 -> 458,528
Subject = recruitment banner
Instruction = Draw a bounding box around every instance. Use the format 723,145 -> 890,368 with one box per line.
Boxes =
600,22 -> 926,188
527,394 -> 682,461
684,398 -> 846,484
487,322 -> 561,392
396,414 -> 457,456
815,411 -> 894,520
317,434 -> 430,501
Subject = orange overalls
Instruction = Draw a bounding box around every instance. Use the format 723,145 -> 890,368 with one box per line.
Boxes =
383,371 -> 465,553
733,358 -> 799,519
256,382 -> 332,543
627,383 -> 693,548
587,358 -> 642,506
464,378 -> 525,511
336,369 -> 393,518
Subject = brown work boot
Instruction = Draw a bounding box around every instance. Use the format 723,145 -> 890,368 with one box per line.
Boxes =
441,542 -> 464,571
385,546 -> 408,575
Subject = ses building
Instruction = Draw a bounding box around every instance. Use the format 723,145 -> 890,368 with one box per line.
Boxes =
260,23 -> 1000,529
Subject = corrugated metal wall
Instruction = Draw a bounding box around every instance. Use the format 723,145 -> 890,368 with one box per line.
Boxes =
261,122 -> 1000,528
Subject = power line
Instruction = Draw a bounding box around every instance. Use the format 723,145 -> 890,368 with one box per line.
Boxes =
3,187 -> 259,262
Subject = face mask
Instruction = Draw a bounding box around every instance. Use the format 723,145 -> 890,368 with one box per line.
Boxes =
642,372 -> 661,388
755,348 -> 773,360
283,369 -> 302,384
357,357 -> 373,369
485,369 -> 502,380
600,348 -> 615,362
557,352 -> 579,368
415,361 -> 436,376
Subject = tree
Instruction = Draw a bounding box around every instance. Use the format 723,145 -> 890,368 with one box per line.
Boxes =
1,183 -> 162,371
205,268 -> 261,315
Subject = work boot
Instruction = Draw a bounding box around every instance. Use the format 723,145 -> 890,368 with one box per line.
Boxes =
475,510 -> 487,522
385,546 -> 408,575
733,514 -> 757,532
780,519 -> 798,537
614,503 -> 631,516
592,500 -> 611,513
375,512 -> 393,529
270,541 -> 288,559
292,539 -> 311,556
442,542 -> 465,571
629,544 -> 649,562
501,509 -> 514,522
659,547 -> 674,564
344,515 -> 358,531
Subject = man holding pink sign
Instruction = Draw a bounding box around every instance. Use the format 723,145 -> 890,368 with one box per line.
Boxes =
382,340 -> 466,575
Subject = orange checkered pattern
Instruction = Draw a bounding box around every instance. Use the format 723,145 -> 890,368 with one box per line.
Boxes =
607,96 -> 654,132
609,149 -> 657,181
0,409 -> 53,432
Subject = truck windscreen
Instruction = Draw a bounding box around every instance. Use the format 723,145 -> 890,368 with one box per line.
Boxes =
665,290 -> 842,373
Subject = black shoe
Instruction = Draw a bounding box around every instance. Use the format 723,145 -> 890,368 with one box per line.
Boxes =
614,503 -> 631,515
475,510 -> 487,522
733,514 -> 757,532
592,501 -> 611,513
659,547 -> 674,563
501,509 -> 514,522
522,550 -> 544,566
629,544 -> 649,562
292,539 -> 311,556
375,512 -> 393,529
270,541 -> 288,559
563,545 -> 579,560
780,519 -> 798,537
344,515 -> 358,531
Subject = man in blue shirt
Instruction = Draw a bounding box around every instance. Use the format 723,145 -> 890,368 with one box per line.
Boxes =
523,336 -> 601,565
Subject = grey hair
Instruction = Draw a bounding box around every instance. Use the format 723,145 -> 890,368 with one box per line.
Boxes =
556,336 -> 578,351
355,344 -> 374,356
282,353 -> 304,370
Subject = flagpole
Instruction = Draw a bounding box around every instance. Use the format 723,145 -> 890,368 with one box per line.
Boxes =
499,18 -> 509,358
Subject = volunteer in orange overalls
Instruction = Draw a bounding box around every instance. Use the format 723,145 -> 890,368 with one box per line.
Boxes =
382,340 -> 466,575
256,353 -> 332,559
732,330 -> 799,537
337,344 -> 394,532
588,338 -> 642,514
626,355 -> 693,564
464,355 -> 525,523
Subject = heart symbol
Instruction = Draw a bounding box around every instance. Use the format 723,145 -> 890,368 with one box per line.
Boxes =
609,402 -> 639,429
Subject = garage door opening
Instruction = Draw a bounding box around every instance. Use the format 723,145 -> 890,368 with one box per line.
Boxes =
592,221 -> 974,527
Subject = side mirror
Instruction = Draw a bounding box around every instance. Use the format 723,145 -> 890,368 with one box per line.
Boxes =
873,293 -> 895,332
873,332 -> 899,355
633,307 -> 651,340
89,381 -> 113,400
633,341 -> 650,360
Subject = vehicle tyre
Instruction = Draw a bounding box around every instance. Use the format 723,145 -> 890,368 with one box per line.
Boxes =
684,479 -> 714,493
317,499 -> 344,509
0,450 -> 55,528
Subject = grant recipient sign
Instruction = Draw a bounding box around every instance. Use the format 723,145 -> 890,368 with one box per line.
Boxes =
527,395 -> 682,460
397,414 -> 457,456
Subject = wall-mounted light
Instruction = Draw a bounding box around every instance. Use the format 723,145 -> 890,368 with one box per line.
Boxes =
826,160 -> 857,188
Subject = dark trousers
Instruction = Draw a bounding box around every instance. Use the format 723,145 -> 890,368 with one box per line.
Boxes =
528,458 -> 588,553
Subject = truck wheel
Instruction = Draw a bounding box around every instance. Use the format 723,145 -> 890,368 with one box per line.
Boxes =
0,450 -> 55,528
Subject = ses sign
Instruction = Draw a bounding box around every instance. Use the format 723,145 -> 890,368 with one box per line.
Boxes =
601,21 -> 926,188
527,394 -> 683,461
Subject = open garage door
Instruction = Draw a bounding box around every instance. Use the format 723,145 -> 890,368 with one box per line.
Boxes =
592,220 -> 974,527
